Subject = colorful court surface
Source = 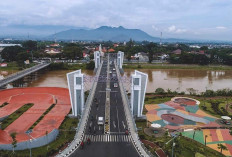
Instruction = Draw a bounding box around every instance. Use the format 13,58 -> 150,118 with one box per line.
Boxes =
145,97 -> 232,156
182,129 -> 232,156
0,87 -> 71,144
145,97 -> 219,130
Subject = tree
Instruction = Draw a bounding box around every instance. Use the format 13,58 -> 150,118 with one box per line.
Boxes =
16,51 -> 31,66
86,61 -> 95,70
200,46 -> 208,51
1,46 -> 24,62
63,45 -> 82,60
10,132 -> 17,153
22,40 -> 37,51
217,143 -> 228,154
155,88 -> 165,94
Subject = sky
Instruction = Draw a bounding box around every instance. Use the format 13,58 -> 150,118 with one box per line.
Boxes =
0,0 -> 232,41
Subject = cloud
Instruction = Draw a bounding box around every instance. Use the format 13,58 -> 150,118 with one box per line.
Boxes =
0,0 -> 231,40
216,26 -> 227,29
167,25 -> 187,33
152,25 -> 159,31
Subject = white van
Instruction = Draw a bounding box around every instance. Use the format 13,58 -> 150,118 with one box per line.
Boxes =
98,117 -> 104,125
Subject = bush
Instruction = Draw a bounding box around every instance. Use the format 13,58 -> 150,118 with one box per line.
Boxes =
155,88 -> 165,94
86,61 -> 95,70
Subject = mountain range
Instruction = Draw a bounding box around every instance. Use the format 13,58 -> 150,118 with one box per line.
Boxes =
48,26 -> 161,42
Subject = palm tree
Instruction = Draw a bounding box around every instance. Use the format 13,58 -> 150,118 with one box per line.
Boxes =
193,128 -> 197,140
217,143 -> 228,154
10,132 -> 17,153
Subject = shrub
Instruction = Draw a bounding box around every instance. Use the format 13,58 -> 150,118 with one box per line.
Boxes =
155,88 -> 165,94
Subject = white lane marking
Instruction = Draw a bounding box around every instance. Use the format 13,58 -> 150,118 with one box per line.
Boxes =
116,106 -> 120,132
122,121 -> 125,129
99,126 -> 101,130
113,121 -> 116,128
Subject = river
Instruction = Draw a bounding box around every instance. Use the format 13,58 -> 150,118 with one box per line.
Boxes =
1,69 -> 232,93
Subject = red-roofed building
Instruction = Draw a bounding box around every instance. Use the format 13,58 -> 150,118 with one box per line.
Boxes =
172,49 -> 182,55
108,48 -> 115,52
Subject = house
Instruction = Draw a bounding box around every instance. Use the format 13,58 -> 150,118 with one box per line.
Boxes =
45,48 -> 61,54
0,63 -> 8,67
172,49 -> 182,55
108,48 -> 115,52
133,52 -> 149,61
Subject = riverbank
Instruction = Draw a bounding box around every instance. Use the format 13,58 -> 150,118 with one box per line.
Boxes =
0,62 -> 37,71
123,63 -> 232,70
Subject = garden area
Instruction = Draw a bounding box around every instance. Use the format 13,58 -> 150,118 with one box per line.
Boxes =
136,120 -> 225,157
140,88 -> 232,156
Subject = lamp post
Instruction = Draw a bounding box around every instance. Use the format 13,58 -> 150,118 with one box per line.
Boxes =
29,139 -> 32,157
172,141 -> 175,157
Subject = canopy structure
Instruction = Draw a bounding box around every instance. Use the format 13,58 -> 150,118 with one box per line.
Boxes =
151,123 -> 161,128
221,116 -> 231,120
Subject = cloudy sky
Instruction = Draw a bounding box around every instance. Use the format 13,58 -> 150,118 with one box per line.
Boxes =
0,0 -> 232,41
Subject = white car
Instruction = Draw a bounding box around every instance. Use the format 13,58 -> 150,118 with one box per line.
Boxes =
114,83 -> 118,88
98,117 -> 104,125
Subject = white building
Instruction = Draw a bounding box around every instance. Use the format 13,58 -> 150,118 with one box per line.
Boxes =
117,51 -> 124,69
67,70 -> 85,117
130,70 -> 148,117
94,51 -> 101,69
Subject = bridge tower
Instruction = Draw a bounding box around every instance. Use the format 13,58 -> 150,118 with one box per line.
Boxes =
67,70 -> 85,117
117,51 -> 124,69
94,51 -> 101,70
130,70 -> 148,117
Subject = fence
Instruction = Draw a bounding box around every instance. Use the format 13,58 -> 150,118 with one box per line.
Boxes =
56,61 -> 103,157
0,129 -> 58,150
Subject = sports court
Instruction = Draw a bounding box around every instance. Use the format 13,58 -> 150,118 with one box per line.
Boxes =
145,97 -> 232,156
0,87 -> 71,144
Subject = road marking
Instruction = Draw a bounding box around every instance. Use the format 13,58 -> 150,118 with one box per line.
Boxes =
122,121 -> 125,129
99,126 -> 101,130
113,121 -> 116,128
116,106 -> 120,133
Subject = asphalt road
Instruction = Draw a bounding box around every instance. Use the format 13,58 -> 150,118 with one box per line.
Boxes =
70,54 -> 140,157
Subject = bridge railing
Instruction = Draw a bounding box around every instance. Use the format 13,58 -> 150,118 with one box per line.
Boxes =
115,62 -> 154,157
57,61 -> 103,157
0,63 -> 50,87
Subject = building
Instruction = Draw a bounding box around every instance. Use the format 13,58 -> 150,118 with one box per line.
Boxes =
133,52 -> 149,62
130,70 -> 148,117
67,70 -> 85,117
94,51 -> 101,69
117,51 -> 124,69
171,49 -> 182,55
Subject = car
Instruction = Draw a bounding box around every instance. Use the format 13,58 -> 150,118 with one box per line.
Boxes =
114,83 -> 118,88
98,117 -> 104,125
113,68 -> 116,71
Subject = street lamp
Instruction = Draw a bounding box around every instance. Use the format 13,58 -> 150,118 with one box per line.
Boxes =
172,142 -> 175,157
29,139 -> 32,157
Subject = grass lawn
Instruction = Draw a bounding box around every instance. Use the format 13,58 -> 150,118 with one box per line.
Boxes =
198,97 -> 232,118
145,95 -> 173,104
0,115 -> 78,157
1,103 -> 34,130
0,62 -> 37,71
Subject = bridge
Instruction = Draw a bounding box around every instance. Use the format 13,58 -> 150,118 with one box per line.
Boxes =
58,54 -> 152,157
0,63 -> 50,88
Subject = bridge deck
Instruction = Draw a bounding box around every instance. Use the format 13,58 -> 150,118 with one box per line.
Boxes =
0,63 -> 50,87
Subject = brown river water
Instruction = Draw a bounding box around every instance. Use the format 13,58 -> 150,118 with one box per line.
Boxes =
1,69 -> 232,93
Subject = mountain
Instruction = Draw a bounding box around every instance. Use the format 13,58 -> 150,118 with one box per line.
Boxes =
48,26 -> 160,42
0,25 -> 89,37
